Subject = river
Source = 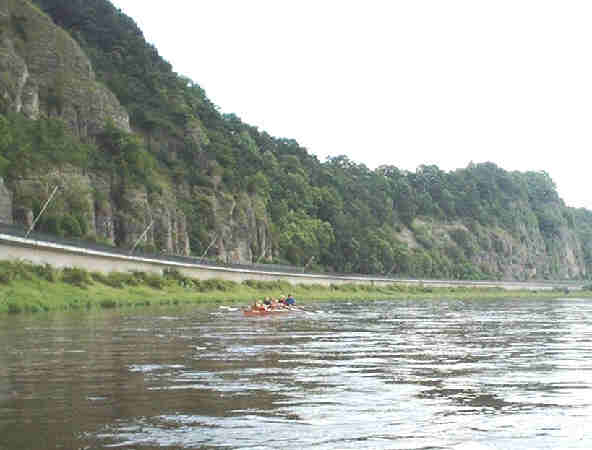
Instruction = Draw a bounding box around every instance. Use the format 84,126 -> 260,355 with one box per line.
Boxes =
1,297 -> 591,449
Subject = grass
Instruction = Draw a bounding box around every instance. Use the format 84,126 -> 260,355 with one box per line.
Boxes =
0,260 -> 591,314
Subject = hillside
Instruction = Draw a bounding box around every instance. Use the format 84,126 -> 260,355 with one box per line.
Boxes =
0,0 -> 591,280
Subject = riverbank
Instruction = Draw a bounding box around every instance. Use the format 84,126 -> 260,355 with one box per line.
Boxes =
1,260 -> 591,314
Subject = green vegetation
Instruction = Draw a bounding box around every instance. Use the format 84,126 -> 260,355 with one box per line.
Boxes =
0,113 -> 158,188
1,261 -> 590,315
0,0 -> 589,281
0,113 -> 93,175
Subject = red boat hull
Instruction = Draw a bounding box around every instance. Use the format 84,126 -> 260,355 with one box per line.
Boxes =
243,309 -> 291,316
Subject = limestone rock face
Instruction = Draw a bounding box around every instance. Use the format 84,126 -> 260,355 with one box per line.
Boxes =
202,190 -> 272,264
410,209 -> 587,281
89,177 -> 191,255
8,167 -> 192,255
0,1 -> 287,264
0,2 -> 197,256
0,177 -> 12,223
0,0 -> 130,135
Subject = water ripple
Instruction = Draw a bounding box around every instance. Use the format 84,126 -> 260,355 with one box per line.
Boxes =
2,299 -> 592,449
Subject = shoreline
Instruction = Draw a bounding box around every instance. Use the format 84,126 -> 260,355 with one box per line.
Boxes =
2,261 -> 591,314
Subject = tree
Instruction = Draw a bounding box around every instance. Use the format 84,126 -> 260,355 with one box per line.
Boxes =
278,210 -> 335,266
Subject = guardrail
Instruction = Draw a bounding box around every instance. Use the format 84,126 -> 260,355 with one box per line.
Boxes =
0,221 -> 313,275
0,221 -> 585,289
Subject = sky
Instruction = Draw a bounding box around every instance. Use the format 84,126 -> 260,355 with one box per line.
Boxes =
109,0 -> 592,210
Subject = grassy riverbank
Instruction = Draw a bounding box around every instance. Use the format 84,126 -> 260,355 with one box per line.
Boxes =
1,260 -> 591,314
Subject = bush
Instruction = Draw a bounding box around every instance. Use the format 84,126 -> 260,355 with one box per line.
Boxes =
196,279 -> 237,292
191,173 -> 215,188
163,267 -> 196,288
383,283 -> 404,292
449,228 -> 475,257
0,261 -> 14,284
0,270 -> 11,284
33,264 -> 58,282
92,270 -> 168,289
0,260 -> 34,283
412,224 -> 434,250
99,299 -> 117,308
61,267 -> 92,288
60,214 -> 83,237
163,267 -> 185,281
133,271 -> 166,289
90,272 -> 109,285
40,215 -> 64,236
330,283 -> 361,292
0,261 -> 60,283
7,302 -> 22,314
91,271 -> 135,288
242,279 -> 291,291
296,283 -> 325,291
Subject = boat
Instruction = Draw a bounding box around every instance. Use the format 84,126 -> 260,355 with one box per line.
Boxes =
242,306 -> 304,316
243,308 -> 291,316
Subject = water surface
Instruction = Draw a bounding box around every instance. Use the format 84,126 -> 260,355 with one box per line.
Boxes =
1,297 -> 592,449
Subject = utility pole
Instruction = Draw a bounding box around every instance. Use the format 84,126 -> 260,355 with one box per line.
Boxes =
201,234 -> 218,259
129,219 -> 154,254
25,186 -> 59,239
303,256 -> 315,272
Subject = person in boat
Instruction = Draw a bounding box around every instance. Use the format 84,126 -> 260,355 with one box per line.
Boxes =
263,297 -> 272,307
251,299 -> 267,312
285,294 -> 295,306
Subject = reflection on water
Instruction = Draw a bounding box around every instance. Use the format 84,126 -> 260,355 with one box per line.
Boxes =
1,298 -> 592,449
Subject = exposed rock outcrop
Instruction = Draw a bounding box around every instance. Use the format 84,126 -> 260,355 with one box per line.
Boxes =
410,213 -> 587,281
0,1 -> 200,257
0,0 -> 130,134
0,176 -> 11,223
209,191 -> 272,263
8,166 -> 195,255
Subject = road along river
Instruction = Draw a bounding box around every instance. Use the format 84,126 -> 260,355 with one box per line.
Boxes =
1,297 -> 592,449
0,232 -> 584,290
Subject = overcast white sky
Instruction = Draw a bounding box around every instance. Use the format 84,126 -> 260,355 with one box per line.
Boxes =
110,0 -> 592,210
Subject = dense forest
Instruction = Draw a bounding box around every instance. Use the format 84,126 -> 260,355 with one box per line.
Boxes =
1,0 -> 591,280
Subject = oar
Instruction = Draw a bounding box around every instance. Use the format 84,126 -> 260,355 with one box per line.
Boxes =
219,305 -> 239,312
288,305 -> 314,314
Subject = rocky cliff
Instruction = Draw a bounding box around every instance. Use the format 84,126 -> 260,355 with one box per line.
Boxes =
0,0 -> 273,261
0,0 -> 129,134
0,176 -> 11,223
402,215 -> 586,281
